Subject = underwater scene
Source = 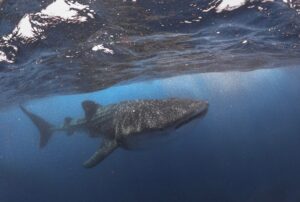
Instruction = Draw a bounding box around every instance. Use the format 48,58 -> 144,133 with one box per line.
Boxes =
1,0 -> 300,201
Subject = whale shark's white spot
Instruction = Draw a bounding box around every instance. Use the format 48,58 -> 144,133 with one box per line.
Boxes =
92,44 -> 114,54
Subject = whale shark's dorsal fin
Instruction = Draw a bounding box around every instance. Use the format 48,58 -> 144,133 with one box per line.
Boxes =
81,100 -> 101,121
83,139 -> 118,168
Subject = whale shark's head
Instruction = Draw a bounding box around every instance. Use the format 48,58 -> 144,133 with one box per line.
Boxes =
120,99 -> 209,149
171,99 -> 208,129
110,98 -> 209,136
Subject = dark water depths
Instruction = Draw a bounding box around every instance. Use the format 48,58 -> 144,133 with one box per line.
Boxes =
0,0 -> 300,107
1,66 -> 300,202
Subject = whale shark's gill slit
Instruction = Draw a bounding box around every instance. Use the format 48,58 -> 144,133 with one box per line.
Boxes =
20,105 -> 54,148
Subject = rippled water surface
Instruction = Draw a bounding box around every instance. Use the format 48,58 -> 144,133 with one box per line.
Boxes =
0,0 -> 300,106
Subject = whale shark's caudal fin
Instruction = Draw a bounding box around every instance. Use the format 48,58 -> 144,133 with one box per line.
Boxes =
83,139 -> 118,168
20,105 -> 54,148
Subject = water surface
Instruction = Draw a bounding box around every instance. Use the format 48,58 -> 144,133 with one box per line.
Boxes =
0,0 -> 300,106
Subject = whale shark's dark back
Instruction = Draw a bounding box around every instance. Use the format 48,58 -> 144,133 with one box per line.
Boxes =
90,98 -> 208,138
20,98 -> 208,168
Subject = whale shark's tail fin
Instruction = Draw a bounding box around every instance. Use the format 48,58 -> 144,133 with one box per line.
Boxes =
20,105 -> 54,148
83,139 -> 118,168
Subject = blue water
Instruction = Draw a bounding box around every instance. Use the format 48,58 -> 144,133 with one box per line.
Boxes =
1,66 -> 300,201
1,0 -> 300,201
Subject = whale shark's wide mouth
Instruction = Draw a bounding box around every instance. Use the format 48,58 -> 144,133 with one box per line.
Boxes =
174,100 -> 209,129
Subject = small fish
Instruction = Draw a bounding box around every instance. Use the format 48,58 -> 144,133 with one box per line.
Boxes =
20,98 -> 208,168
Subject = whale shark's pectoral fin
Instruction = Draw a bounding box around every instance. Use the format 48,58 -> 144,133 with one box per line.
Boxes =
83,139 -> 118,168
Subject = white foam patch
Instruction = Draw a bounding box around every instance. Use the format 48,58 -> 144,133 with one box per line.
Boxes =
92,44 -> 114,54
0,51 -> 13,63
215,0 -> 274,13
13,14 -> 38,40
215,0 -> 247,13
40,0 -> 93,22
0,0 -> 95,63
13,0 -> 94,41
283,0 -> 300,13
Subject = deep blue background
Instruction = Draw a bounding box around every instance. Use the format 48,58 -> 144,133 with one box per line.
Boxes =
1,66 -> 300,202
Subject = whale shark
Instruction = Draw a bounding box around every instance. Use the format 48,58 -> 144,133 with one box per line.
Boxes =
20,98 -> 208,168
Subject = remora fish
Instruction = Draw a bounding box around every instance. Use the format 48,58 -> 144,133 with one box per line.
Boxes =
20,98 -> 208,168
